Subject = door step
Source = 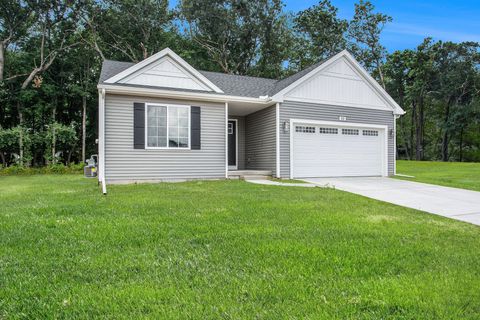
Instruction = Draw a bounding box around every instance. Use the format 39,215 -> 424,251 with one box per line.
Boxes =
228,170 -> 272,180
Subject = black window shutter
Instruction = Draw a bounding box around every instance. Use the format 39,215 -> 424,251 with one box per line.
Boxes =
191,106 -> 201,150
133,103 -> 145,149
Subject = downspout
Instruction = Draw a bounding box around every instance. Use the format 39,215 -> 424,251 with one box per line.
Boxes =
99,88 -> 107,194
225,102 -> 229,179
275,103 -> 280,178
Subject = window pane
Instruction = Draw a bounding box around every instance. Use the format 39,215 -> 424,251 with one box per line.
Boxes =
169,126 -> 178,138
178,138 -> 188,148
158,126 -> 167,137
147,106 -> 167,147
158,136 -> 167,147
156,107 -> 166,117
179,127 -> 188,138
178,108 -> 188,118
148,127 -> 157,137
148,116 -> 156,127
179,117 -> 188,127
147,136 -> 157,147
169,137 -> 179,148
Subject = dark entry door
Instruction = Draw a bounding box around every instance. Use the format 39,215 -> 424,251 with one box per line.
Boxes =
228,120 -> 236,167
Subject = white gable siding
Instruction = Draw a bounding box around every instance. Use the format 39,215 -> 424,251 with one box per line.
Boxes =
118,56 -> 212,91
284,57 -> 390,111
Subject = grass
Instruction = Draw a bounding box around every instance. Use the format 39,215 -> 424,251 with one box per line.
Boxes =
0,175 -> 479,319
396,160 -> 480,191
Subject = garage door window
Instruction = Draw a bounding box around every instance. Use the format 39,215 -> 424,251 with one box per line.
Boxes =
342,128 -> 359,135
363,130 -> 379,136
319,127 -> 338,134
295,126 -> 315,133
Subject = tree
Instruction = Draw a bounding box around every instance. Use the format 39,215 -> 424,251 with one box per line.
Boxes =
0,0 -> 33,83
83,0 -> 177,62
431,41 -> 480,161
348,0 -> 391,88
179,0 -> 291,77
5,0 -> 80,165
291,0 -> 348,69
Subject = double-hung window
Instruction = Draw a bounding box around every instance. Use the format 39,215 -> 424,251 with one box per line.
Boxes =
146,104 -> 190,149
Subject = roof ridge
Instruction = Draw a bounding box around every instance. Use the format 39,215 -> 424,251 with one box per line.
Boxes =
199,70 -> 278,82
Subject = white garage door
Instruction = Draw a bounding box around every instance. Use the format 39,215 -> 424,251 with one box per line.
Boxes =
292,123 -> 386,178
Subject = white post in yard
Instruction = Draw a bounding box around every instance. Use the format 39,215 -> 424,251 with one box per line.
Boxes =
225,102 -> 229,179
99,89 -> 107,194
276,102 -> 280,178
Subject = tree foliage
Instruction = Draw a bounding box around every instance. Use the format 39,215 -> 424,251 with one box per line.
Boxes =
0,0 -> 478,168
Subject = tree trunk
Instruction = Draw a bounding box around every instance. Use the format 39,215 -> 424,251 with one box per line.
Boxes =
410,106 -> 415,160
459,127 -> 464,162
82,95 -> 87,163
51,102 -> 57,165
441,102 -> 450,161
0,42 -> 4,83
0,150 -> 5,167
17,101 -> 24,166
418,98 -> 425,160
399,117 -> 410,160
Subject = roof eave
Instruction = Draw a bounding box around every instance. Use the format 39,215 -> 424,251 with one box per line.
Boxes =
97,83 -> 276,104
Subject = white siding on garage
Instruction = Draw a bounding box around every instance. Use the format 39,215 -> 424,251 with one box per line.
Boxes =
280,100 -> 395,178
104,94 -> 226,182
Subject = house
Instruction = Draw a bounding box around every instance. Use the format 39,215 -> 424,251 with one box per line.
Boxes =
97,48 -> 404,192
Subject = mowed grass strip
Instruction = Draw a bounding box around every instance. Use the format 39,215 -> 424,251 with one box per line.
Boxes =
0,175 -> 479,319
396,160 -> 480,192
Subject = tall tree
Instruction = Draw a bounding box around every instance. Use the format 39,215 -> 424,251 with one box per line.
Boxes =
431,41 -> 480,161
5,0 -> 80,165
348,0 -> 391,88
179,0 -> 291,77
83,0 -> 177,62
291,0 -> 348,69
0,0 -> 33,83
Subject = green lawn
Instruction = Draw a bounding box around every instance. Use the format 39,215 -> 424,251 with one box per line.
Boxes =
1,175 -> 479,319
396,160 -> 480,191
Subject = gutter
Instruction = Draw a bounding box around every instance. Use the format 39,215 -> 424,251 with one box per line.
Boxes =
97,84 -> 276,105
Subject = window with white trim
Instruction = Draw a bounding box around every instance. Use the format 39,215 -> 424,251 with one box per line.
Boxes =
319,127 -> 338,134
295,126 -> 315,133
146,104 -> 190,148
363,130 -> 379,136
342,128 -> 359,135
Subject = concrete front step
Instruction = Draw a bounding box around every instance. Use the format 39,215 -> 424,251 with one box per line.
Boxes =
241,175 -> 271,180
228,170 -> 272,176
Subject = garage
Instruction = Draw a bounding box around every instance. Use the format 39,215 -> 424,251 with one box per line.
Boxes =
291,121 -> 387,178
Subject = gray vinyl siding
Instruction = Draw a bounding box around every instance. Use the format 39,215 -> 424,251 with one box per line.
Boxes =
280,100 -> 395,178
245,105 -> 276,173
228,115 -> 246,170
104,94 -> 225,182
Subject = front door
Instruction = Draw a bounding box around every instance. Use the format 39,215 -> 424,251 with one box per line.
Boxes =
228,120 -> 237,169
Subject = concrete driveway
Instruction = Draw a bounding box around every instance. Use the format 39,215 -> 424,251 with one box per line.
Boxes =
303,177 -> 480,226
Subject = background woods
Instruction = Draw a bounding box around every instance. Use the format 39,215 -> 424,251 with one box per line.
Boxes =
0,0 -> 479,167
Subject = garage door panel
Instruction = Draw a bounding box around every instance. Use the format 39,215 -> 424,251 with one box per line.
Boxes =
292,124 -> 384,178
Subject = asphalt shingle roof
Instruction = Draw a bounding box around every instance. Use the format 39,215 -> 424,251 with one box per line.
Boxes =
99,58 -> 326,98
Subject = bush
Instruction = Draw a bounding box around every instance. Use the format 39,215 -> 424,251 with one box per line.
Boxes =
0,163 -> 84,176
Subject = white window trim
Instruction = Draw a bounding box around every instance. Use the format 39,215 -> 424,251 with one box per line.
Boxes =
144,103 -> 191,150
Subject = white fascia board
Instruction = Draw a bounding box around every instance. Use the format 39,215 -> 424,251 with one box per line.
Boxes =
97,83 -> 275,104
103,48 -> 224,94
272,50 -> 405,116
